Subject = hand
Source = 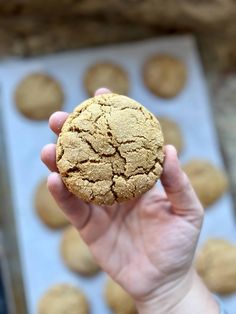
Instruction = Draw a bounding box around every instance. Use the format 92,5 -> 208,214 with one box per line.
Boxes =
41,89 -> 216,313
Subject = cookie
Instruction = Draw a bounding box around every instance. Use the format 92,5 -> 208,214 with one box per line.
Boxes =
182,160 -> 228,208
158,117 -> 183,153
143,54 -> 187,98
38,284 -> 89,314
83,62 -> 129,96
15,73 -> 64,120
35,179 -> 69,229
195,239 -> 236,295
60,225 -> 100,276
56,93 -> 164,205
104,278 -> 137,314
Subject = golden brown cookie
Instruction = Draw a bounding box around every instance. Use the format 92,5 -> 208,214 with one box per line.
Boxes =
34,179 -> 69,229
104,278 -> 137,314
182,160 -> 228,208
195,238 -> 236,295
143,54 -> 187,98
56,93 -> 164,205
158,117 -> 183,153
60,225 -> 100,276
83,62 -> 129,96
38,284 -> 89,314
15,73 -> 64,120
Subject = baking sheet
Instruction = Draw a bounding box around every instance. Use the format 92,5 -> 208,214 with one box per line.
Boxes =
0,36 -> 235,314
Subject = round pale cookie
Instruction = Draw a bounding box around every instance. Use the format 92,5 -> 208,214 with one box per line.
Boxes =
38,284 -> 89,314
157,117 -> 183,153
143,54 -> 187,98
15,73 -> 64,120
56,93 -> 164,205
104,278 -> 137,314
83,62 -> 129,96
195,239 -> 236,295
60,225 -> 100,276
35,179 -> 69,229
182,160 -> 228,208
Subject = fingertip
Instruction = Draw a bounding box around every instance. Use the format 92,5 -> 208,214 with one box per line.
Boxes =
95,88 -> 112,96
49,111 -> 62,126
40,145 -> 47,163
164,145 -> 178,160
49,111 -> 69,134
47,171 -> 72,200
47,172 -> 63,193
41,143 -> 57,171
41,142 -> 55,154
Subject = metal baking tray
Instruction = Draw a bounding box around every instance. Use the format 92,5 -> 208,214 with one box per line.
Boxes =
0,36 -> 235,314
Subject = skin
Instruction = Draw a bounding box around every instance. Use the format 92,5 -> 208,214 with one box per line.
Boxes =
41,88 -> 219,314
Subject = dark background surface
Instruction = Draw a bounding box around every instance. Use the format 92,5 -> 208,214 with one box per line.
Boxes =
0,270 -> 8,314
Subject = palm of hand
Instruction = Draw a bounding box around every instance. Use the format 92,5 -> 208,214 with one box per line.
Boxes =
41,100 -> 203,303
79,188 -> 199,300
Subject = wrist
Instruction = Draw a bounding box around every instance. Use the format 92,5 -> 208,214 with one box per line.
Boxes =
135,267 -> 194,314
135,268 -> 219,314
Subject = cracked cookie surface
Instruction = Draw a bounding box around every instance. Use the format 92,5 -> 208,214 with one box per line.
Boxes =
56,93 -> 164,205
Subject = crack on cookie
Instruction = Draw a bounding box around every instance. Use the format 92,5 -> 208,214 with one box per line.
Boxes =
117,106 -> 141,112
110,165 -> 118,202
120,145 -> 154,154
117,139 -> 136,145
119,153 -> 163,180
148,156 -> 163,177
56,141 -> 65,162
64,166 -> 80,177
131,166 -> 149,175
108,106 -> 128,171
68,126 -> 89,137
93,113 -> 104,124
68,125 -> 79,132
81,136 -> 99,155
155,149 -> 165,165
79,159 -> 100,165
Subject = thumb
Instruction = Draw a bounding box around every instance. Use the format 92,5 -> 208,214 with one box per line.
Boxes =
161,145 -> 203,221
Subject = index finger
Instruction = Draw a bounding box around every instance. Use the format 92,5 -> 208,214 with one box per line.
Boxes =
49,111 -> 69,135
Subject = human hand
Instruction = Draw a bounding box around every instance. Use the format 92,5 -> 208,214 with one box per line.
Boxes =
41,89 -> 217,313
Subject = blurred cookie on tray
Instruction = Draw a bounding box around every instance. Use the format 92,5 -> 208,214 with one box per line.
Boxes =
60,225 -> 100,276
143,54 -> 187,98
182,159 -> 228,208
34,178 -> 69,229
157,116 -> 184,153
83,61 -> 129,96
14,73 -> 64,120
38,283 -> 89,314
104,277 -> 137,314
195,238 -> 236,295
